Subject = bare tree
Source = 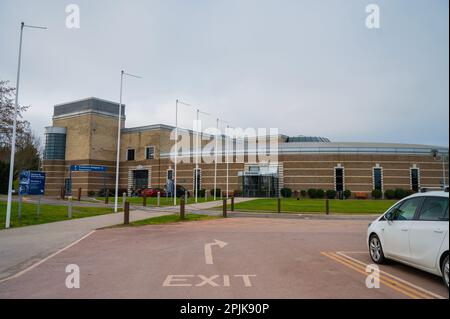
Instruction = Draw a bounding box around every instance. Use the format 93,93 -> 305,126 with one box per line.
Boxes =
0,80 -> 31,149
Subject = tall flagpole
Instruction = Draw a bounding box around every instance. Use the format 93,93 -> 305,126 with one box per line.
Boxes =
174,99 -> 178,205
114,71 -> 124,213
213,118 -> 219,200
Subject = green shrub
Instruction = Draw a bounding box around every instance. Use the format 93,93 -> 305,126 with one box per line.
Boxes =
326,189 -> 337,199
316,189 -> 325,199
198,189 -> 206,197
384,189 -> 396,199
405,189 -> 415,197
307,188 -> 318,198
210,188 -> 221,197
300,190 -> 307,198
87,190 -> 96,197
280,187 -> 292,198
394,188 -> 407,199
372,189 -> 383,199
343,189 -> 352,199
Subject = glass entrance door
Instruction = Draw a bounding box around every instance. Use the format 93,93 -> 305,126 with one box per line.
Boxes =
243,175 -> 278,197
133,170 -> 149,192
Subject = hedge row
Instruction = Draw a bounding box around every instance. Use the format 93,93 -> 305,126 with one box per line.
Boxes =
280,188 -> 351,199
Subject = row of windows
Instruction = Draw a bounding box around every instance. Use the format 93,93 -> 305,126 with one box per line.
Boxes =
334,166 -> 420,192
127,146 -> 155,161
158,166 -> 422,193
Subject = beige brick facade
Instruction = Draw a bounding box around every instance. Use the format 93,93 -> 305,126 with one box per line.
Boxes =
43,98 -> 449,197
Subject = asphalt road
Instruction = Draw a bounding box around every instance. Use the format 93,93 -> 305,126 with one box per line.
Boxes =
0,218 -> 447,299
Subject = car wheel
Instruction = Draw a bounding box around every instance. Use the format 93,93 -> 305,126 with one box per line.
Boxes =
369,234 -> 386,264
442,255 -> 449,290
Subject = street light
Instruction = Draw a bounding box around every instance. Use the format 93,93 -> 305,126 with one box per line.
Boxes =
195,109 -> 211,203
431,149 -> 448,189
5,22 -> 47,229
213,118 -> 219,200
174,100 -> 196,205
218,119 -> 233,199
114,70 -> 141,213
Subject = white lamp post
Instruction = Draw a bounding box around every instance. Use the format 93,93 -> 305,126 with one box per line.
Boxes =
213,118 -> 219,200
114,70 -> 141,213
5,22 -> 47,229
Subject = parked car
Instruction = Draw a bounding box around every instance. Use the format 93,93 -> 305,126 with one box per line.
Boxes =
139,188 -> 166,197
367,190 -> 449,289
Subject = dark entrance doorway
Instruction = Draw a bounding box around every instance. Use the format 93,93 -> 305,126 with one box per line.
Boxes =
241,174 -> 279,197
133,170 -> 148,192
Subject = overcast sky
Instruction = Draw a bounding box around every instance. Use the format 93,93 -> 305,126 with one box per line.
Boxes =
0,0 -> 448,146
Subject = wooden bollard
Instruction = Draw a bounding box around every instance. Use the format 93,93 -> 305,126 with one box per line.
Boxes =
180,198 -> 185,220
223,198 -> 227,217
326,199 -> 330,215
77,188 -> 82,201
124,202 -> 130,225
67,196 -> 73,218
143,195 -> 147,207
60,186 -> 64,200
231,195 -> 235,211
277,197 -> 281,213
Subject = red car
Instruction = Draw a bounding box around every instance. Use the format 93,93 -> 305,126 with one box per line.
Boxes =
139,188 -> 166,197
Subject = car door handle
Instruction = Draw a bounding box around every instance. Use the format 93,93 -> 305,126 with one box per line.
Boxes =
401,228 -> 409,231
434,229 -> 444,233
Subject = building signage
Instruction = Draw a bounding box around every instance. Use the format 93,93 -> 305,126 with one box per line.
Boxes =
70,165 -> 107,172
19,171 -> 46,196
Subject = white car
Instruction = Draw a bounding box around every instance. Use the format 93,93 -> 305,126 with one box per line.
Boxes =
367,190 -> 449,289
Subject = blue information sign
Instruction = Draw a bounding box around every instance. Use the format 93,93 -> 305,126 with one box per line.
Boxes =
19,171 -> 46,195
70,165 -> 107,172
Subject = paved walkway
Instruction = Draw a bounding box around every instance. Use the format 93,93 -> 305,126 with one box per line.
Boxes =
0,210 -> 169,281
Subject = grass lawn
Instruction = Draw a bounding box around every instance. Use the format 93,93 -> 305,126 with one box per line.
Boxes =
123,213 -> 219,227
95,196 -> 221,206
229,198 -> 397,214
0,200 -> 117,229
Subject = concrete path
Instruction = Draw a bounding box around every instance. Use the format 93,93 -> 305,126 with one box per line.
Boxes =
0,210 -> 170,281
141,197 -> 254,213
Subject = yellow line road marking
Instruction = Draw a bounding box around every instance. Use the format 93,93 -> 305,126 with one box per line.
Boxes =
321,252 -> 434,299
328,252 -> 433,299
336,251 -> 446,300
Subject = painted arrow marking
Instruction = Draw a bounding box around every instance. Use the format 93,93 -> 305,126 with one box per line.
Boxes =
204,239 -> 228,265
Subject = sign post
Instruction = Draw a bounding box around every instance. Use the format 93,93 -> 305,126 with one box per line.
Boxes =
37,196 -> 41,216
19,170 -> 46,220
18,194 -> 23,220
19,171 -> 46,196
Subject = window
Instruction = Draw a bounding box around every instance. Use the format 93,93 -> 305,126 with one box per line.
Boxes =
127,149 -> 135,161
146,146 -> 155,160
249,166 -> 260,173
335,167 -> 344,192
391,197 -> 421,221
193,168 -> 201,193
167,169 -> 174,181
373,168 -> 383,191
410,168 -> 420,192
418,197 -> 449,221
